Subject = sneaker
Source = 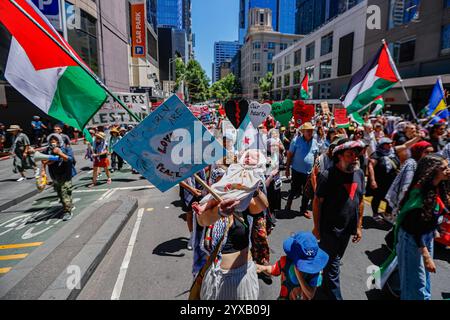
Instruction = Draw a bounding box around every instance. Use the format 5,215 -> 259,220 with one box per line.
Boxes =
62,211 -> 73,221
187,236 -> 193,251
17,177 -> 26,182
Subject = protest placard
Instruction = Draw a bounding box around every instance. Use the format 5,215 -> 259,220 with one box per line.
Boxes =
334,107 -> 350,128
88,92 -> 149,126
113,95 -> 225,192
293,100 -> 315,128
321,101 -> 330,115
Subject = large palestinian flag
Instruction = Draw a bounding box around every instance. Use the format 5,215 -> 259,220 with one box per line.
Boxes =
0,0 -> 107,131
300,74 -> 309,100
343,43 -> 399,114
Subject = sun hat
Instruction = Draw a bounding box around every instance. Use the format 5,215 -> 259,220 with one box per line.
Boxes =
110,127 -> 120,134
300,122 -> 314,130
332,139 -> 366,157
378,137 -> 393,146
7,125 -> 21,132
283,232 -> 329,274
95,132 -> 106,140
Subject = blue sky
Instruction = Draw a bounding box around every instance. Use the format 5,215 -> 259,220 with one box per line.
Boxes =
192,0 -> 239,83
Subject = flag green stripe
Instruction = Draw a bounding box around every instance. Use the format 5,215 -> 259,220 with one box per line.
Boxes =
48,66 -> 107,130
346,78 -> 395,114
300,88 -> 309,100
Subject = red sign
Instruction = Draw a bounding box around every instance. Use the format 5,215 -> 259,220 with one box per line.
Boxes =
131,4 -> 146,58
334,108 -> 349,127
293,100 -> 315,128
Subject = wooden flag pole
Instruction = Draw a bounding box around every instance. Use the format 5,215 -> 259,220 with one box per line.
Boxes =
193,173 -> 247,227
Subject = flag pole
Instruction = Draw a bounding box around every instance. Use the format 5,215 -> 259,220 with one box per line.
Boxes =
9,0 -> 141,124
381,39 -> 418,122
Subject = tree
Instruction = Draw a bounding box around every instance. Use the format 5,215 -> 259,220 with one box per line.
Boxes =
183,60 -> 210,103
259,72 -> 273,100
174,57 -> 186,90
210,73 -> 240,102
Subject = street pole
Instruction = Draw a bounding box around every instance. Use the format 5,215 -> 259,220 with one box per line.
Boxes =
9,0 -> 141,124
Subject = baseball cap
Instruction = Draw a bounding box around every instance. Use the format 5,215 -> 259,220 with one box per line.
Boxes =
283,232 -> 329,274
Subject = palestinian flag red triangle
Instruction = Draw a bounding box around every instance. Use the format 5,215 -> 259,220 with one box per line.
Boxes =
344,183 -> 358,201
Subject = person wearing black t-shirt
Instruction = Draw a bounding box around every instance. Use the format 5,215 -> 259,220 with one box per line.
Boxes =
312,139 -> 366,300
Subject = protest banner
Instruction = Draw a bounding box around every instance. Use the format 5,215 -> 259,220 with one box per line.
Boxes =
89,92 -> 149,126
248,101 -> 271,128
113,95 -> 225,192
334,107 -> 350,128
321,101 -> 330,115
272,99 -> 294,127
293,100 -> 315,128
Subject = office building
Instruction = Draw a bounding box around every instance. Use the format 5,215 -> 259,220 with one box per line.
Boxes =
213,41 -> 242,82
157,0 -> 183,29
241,8 -> 302,99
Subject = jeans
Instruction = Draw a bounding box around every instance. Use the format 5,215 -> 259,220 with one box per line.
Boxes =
287,169 -> 309,212
397,227 -> 433,300
318,229 -> 351,300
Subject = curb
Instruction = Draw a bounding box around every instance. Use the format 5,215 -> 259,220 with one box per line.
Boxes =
0,189 -> 40,212
0,196 -> 138,300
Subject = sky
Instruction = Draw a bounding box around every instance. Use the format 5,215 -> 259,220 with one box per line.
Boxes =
192,0 -> 239,83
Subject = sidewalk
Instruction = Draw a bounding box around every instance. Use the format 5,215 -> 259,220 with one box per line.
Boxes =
0,142 -> 88,212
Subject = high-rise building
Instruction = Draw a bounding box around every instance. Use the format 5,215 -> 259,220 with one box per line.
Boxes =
238,0 -> 297,43
213,41 -> 242,82
146,0 -> 157,31
157,0 -> 183,29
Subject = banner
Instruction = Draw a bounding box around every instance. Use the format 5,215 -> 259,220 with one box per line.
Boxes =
131,3 -> 146,58
89,93 -> 149,126
320,101 -> 330,115
293,100 -> 315,128
113,95 -> 225,192
334,108 -> 350,128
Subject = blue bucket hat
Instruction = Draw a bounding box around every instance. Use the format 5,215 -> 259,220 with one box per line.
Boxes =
283,232 -> 329,274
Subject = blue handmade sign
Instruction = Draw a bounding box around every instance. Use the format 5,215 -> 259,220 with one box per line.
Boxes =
113,95 -> 225,192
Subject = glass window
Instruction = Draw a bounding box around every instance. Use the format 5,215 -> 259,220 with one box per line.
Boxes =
442,24 -> 450,55
268,42 -> 276,49
390,39 -> 416,63
284,74 -> 291,87
267,63 -> 274,72
253,63 -> 261,72
276,61 -> 282,73
268,52 -> 274,60
321,33 -> 333,56
294,49 -> 301,66
320,60 -> 332,79
446,0 -> 450,7
253,41 -> 261,49
253,52 -> 261,60
293,70 -> 301,84
388,0 -> 421,29
284,55 -> 291,71
254,76 -> 260,84
277,76 -> 282,88
319,83 -> 331,99
279,43 -> 288,50
306,42 -> 315,62
305,65 -> 314,82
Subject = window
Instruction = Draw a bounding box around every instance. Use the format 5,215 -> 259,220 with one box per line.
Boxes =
254,76 -> 260,84
253,41 -> 261,49
276,61 -> 282,73
293,70 -> 301,84
253,63 -> 261,72
268,52 -> 274,60
279,43 -> 288,50
284,55 -> 291,70
253,89 -> 259,99
284,74 -> 291,87
319,83 -> 331,99
446,0 -> 450,7
338,32 -> 354,76
277,76 -> 282,88
294,49 -> 301,66
442,24 -> 450,55
267,63 -> 274,72
390,39 -> 416,63
268,42 -> 276,49
388,0 -> 421,29
320,60 -> 332,79
306,42 -> 315,62
305,65 -> 314,82
321,33 -> 333,56
253,52 -> 260,60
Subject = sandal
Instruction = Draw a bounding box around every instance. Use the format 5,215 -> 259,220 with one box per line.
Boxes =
107,178 -> 112,184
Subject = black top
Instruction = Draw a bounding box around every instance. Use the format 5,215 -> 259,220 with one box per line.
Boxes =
370,151 -> 400,193
316,166 -> 365,235
222,211 -> 250,254
400,208 -> 441,248
44,146 -> 75,182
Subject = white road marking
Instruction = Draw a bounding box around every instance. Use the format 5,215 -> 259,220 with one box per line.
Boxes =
103,189 -> 116,201
73,185 -> 155,194
111,208 -> 144,300
98,189 -> 113,201
164,206 -> 169,209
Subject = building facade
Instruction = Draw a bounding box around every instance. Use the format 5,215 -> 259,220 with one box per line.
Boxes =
364,0 -> 450,115
219,60 -> 232,80
241,8 -> 302,99
157,0 -> 183,29
213,41 -> 242,83
272,0 -> 367,100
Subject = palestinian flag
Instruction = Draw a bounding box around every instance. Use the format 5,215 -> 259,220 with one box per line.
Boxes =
300,74 -> 309,100
350,112 -> 365,125
0,0 -> 107,131
370,96 -> 384,116
342,43 -> 399,114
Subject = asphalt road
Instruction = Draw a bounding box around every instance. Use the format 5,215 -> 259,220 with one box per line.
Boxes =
79,178 -> 450,300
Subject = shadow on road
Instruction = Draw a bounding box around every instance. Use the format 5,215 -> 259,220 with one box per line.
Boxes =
171,200 -> 183,208
434,243 -> 450,263
362,216 -> 392,231
365,245 -> 390,266
152,237 -> 188,257
275,209 -> 300,220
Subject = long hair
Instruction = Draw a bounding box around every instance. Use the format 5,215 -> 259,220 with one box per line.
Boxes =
400,154 -> 449,222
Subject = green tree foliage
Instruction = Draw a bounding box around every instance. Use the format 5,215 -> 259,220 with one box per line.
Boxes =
259,72 -> 273,100
209,73 -> 241,102
175,59 -> 210,103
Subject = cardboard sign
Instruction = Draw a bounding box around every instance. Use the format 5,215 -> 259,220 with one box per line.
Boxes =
248,101 -> 271,128
321,101 -> 330,115
293,100 -> 315,128
89,93 -> 149,126
113,95 -> 225,192
225,99 -> 249,129
334,108 -> 349,127
272,99 -> 294,127
131,3 -> 146,58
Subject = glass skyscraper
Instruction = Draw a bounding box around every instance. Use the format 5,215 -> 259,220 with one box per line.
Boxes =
213,41 -> 242,82
146,0 -> 158,31
278,0 -> 296,34
157,0 -> 183,30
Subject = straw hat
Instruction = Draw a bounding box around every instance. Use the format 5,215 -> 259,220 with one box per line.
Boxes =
7,125 -> 22,132
300,122 -> 314,130
110,127 -> 120,134
95,132 -> 106,140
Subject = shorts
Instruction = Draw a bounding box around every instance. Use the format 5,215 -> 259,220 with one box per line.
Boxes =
94,157 -> 110,168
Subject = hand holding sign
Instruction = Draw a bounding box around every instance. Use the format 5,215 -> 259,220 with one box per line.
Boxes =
225,99 -> 249,129
248,101 -> 272,128
272,99 -> 294,127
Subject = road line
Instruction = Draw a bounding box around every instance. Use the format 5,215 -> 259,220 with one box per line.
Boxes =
98,189 -> 113,201
0,242 -> 43,250
0,267 -> 11,274
0,253 -> 28,260
103,189 -> 116,201
111,208 -> 145,300
73,185 -> 155,194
